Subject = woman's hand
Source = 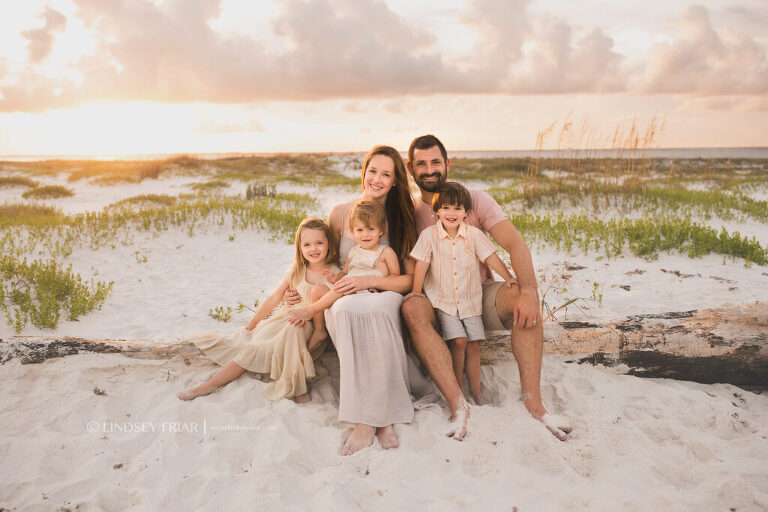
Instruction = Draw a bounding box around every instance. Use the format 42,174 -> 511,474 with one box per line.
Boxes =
287,306 -> 312,326
284,287 -> 301,306
333,275 -> 372,295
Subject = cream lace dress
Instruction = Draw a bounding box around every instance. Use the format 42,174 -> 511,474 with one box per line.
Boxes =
188,267 -> 336,401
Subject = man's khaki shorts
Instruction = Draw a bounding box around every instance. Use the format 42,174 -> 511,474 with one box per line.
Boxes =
481,280 -> 513,332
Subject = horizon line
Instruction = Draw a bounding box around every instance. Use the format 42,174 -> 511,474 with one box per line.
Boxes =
2,145 -> 768,160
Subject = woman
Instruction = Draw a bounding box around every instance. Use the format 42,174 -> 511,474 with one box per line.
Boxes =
293,145 -> 437,455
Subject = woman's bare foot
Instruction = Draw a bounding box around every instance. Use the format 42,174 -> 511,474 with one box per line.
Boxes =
342,424 -> 376,456
307,328 -> 328,351
294,392 -> 311,404
446,398 -> 470,440
177,384 -> 217,401
376,425 -> 399,450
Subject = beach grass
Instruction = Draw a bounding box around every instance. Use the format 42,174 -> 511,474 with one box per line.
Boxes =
0,192 -> 315,261
489,181 -> 768,222
22,185 -> 74,199
112,194 -> 178,207
0,176 -> 39,188
0,253 -> 113,332
510,212 -> 767,265
2,154 -> 362,189
2,143 -> 767,333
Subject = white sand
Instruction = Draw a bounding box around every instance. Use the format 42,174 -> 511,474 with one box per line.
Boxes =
1,176 -> 767,511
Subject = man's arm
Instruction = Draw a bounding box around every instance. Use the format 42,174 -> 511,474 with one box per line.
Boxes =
488,219 -> 540,327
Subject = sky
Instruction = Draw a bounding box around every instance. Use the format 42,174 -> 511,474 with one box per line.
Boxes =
0,0 -> 766,156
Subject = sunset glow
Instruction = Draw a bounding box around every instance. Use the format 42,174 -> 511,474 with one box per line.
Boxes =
1,0 -> 766,156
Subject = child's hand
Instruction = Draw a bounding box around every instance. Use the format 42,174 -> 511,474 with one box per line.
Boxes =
321,269 -> 339,284
287,306 -> 312,325
284,287 -> 301,306
403,292 -> 426,303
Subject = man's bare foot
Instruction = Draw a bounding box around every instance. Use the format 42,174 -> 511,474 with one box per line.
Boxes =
307,329 -> 328,351
177,384 -> 217,401
521,393 -> 572,441
376,425 -> 399,450
446,398 -> 470,441
294,392 -> 311,404
342,424 -> 376,456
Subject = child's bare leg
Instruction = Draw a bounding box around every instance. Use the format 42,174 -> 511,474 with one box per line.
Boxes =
307,285 -> 331,350
178,361 -> 245,400
448,337 -> 468,397
465,340 -> 484,405
294,387 -> 311,404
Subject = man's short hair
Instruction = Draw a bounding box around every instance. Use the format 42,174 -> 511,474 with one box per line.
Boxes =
408,134 -> 448,166
432,181 -> 473,212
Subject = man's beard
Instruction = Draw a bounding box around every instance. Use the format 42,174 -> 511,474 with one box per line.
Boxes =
415,172 -> 446,192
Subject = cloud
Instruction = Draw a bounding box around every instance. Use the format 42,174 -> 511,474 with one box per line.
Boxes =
641,5 -> 768,95
0,0 -> 471,111
20,7 -> 67,63
1,1 -> 766,113
505,22 -> 625,93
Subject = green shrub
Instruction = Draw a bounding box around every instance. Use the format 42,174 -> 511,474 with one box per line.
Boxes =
22,185 -> 74,199
510,212 -> 768,265
0,176 -> 39,188
0,254 -> 113,332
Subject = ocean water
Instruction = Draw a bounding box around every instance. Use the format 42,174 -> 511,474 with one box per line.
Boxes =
2,147 -> 768,162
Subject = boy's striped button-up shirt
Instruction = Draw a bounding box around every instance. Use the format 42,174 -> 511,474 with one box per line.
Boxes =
410,220 -> 497,319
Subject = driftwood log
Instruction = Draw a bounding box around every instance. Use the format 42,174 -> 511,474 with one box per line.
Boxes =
1,303 -> 765,387
484,302 -> 767,386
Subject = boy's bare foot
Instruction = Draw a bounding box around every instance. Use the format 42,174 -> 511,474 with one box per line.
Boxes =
307,329 -> 328,351
294,392 -> 311,404
522,393 -> 572,441
177,384 -> 217,401
471,390 -> 485,406
376,425 -> 399,450
342,424 -> 376,456
446,398 -> 470,441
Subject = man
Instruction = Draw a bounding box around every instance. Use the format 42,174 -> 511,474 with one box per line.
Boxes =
401,134 -> 572,441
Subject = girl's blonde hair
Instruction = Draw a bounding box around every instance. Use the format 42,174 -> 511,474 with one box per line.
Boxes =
348,200 -> 386,233
288,217 -> 337,288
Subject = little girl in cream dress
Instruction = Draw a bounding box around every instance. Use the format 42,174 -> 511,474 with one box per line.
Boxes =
178,217 -> 339,403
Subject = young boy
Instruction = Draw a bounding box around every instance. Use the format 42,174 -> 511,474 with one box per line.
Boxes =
409,182 -> 516,405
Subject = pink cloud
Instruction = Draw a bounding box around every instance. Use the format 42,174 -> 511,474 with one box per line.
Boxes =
641,5 -> 768,95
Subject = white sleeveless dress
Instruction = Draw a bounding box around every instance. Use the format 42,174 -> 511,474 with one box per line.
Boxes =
326,237 -> 438,427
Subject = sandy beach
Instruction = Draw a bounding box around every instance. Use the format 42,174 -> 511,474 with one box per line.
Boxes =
1,168 -> 767,511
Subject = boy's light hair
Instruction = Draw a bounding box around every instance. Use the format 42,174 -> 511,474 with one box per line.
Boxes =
348,200 -> 387,232
288,217 -> 337,288
432,181 -> 473,212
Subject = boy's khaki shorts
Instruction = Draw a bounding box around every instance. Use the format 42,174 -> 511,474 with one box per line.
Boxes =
436,310 -> 485,342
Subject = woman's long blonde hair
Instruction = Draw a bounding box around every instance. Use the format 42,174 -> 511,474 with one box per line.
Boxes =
360,146 -> 417,264
288,217 -> 337,288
